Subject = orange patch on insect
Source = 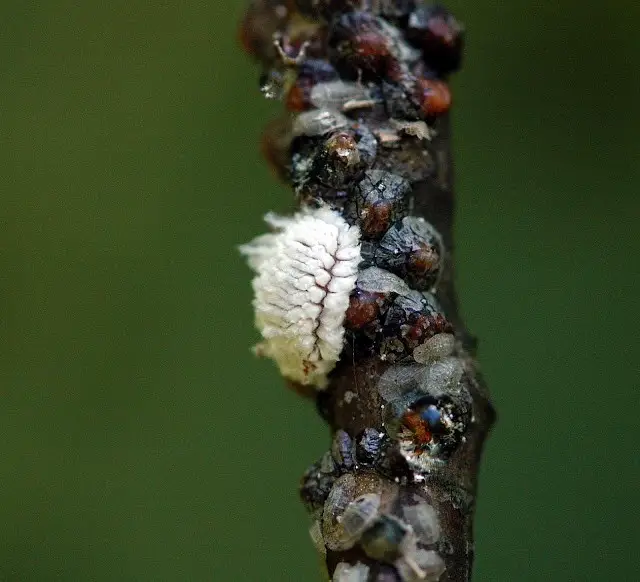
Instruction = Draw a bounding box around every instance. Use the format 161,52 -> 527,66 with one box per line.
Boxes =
402,410 -> 433,447
415,79 -> 452,117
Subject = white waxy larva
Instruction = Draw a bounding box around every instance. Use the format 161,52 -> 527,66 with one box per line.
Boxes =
240,206 -> 361,388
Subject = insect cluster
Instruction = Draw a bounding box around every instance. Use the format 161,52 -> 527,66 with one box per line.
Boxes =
301,432 -> 446,582
240,2 -> 477,580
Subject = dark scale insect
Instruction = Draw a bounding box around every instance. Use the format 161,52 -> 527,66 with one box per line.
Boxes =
352,123 -> 378,166
315,131 -> 365,188
380,80 -> 423,120
300,452 -> 338,513
361,217 -> 443,291
291,123 -> 377,193
332,429 -> 356,471
381,75 -> 452,121
318,126 -> 377,187
347,170 -> 410,239
382,290 -> 453,356
344,267 -> 405,331
406,4 -> 464,75
302,427 -> 404,491
355,427 -> 385,465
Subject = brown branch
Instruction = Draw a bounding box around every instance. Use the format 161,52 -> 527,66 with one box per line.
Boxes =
239,2 -> 495,580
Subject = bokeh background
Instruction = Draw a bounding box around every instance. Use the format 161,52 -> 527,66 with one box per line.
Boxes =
1,1 -> 638,580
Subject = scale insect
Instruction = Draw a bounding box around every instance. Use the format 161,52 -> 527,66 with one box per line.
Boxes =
240,206 -> 362,388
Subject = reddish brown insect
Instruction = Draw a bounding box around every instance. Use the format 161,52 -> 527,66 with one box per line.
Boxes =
402,312 -> 452,350
414,78 -> 451,117
328,12 -> 394,79
345,289 -> 384,329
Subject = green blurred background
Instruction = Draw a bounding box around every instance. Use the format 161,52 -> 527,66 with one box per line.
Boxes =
1,1 -> 638,580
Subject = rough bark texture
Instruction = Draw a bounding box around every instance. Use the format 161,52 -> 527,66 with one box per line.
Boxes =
239,2 -> 495,581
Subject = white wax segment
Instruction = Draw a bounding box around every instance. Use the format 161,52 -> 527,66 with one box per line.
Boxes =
241,207 -> 361,388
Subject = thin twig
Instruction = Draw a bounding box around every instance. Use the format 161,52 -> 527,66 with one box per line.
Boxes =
239,2 -> 495,580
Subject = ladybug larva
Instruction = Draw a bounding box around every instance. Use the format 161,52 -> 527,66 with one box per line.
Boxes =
240,206 -> 361,388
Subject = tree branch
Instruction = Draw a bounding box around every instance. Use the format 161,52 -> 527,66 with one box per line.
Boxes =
240,2 -> 495,580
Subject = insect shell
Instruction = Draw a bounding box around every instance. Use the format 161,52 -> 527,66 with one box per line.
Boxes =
240,206 -> 361,388
333,562 -> 370,582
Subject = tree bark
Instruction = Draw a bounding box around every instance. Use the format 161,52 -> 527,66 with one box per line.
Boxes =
240,2 -> 495,580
